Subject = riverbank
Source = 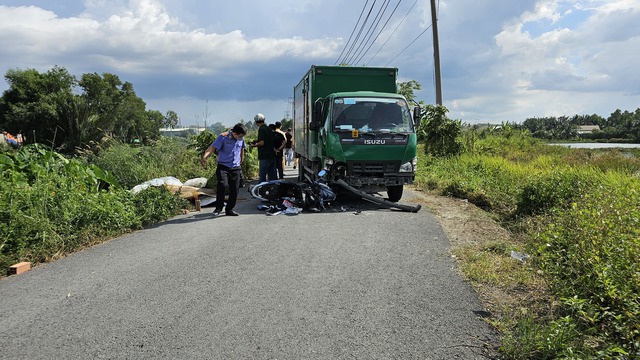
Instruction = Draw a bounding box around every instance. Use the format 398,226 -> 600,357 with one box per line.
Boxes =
549,142 -> 640,149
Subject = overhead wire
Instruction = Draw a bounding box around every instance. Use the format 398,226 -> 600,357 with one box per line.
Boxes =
383,0 -> 437,67
366,0 -> 417,65
345,0 -> 391,66
334,0 -> 370,65
339,1 -> 377,65
384,24 -> 431,67
352,0 -> 402,65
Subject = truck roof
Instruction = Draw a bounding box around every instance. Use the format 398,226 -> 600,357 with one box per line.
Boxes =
296,65 -> 398,99
330,91 -> 404,99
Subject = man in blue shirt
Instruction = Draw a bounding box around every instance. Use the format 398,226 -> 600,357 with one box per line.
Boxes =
201,123 -> 247,216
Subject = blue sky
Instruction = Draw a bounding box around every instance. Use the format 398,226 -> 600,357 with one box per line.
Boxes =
1,0 -> 639,127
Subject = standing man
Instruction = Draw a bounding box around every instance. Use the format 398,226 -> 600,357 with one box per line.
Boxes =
272,122 -> 286,179
250,113 -> 276,182
201,123 -> 247,216
284,128 -> 294,167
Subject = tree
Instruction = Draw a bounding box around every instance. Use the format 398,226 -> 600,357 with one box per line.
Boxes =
397,80 -> 423,107
0,66 -> 165,150
421,104 -> 462,157
78,72 -> 157,144
209,121 -> 227,135
164,110 -> 179,128
0,66 -> 77,148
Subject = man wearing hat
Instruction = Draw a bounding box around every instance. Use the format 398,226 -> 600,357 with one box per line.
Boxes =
249,113 -> 277,182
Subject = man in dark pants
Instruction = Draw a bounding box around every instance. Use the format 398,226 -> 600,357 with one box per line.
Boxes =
250,113 -> 276,182
200,123 -> 247,216
271,123 -> 286,179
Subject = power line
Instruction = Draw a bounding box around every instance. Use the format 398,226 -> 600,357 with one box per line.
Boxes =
345,0 -> 391,65
366,0 -> 417,65
353,0 -> 403,65
384,24 -> 431,67
334,0 -> 370,65
339,1 -> 377,65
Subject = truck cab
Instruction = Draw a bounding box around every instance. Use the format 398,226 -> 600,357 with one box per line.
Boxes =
294,66 -> 420,202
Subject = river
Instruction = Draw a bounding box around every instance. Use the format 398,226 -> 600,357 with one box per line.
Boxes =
549,142 -> 640,149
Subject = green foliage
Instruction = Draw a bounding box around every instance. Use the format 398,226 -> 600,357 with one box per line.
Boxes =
89,137 -> 205,189
517,168 -> 598,216
534,180 -> 640,357
522,109 -> 640,142
415,131 -> 640,358
130,186 -> 187,227
500,316 -> 582,359
163,110 -> 179,128
0,66 -> 162,152
397,80 -> 423,106
0,144 -> 188,274
419,105 -> 463,157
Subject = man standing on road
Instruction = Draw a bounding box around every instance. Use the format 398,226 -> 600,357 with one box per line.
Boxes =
284,128 -> 294,167
201,123 -> 247,216
272,122 -> 286,179
250,114 -> 276,182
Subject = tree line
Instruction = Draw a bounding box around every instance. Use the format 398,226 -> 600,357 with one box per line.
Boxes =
519,110 -> 640,142
3,65 -> 638,153
0,66 -> 175,152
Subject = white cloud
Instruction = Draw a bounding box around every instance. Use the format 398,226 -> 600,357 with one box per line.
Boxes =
1,0 -> 639,127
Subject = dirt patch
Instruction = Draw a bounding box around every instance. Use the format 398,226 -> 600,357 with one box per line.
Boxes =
407,189 -> 512,249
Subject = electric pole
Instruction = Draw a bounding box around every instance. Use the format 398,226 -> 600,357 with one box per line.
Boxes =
430,0 -> 443,105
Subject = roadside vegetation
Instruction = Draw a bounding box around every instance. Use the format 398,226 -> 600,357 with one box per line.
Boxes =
0,133 -> 261,277
415,110 -> 639,359
2,66 -> 639,358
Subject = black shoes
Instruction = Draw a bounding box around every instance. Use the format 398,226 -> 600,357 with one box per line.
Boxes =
213,208 -> 239,216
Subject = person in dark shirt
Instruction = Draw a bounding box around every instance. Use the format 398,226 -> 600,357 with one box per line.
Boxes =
200,123 -> 247,216
271,122 -> 286,179
249,114 -> 276,182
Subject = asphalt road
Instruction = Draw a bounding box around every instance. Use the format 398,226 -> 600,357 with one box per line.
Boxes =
0,166 -> 498,359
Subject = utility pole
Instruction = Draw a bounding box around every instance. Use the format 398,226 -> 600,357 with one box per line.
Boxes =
430,0 -> 443,105
203,99 -> 210,130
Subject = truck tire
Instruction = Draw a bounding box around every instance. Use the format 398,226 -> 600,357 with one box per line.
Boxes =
386,185 -> 403,202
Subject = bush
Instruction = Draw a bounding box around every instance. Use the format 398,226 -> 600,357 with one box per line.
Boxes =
0,145 -> 188,275
88,137 -> 205,189
416,131 -> 640,358
534,178 -> 640,356
516,168 -> 598,216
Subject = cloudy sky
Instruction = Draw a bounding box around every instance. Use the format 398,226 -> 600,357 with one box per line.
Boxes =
1,0 -> 639,127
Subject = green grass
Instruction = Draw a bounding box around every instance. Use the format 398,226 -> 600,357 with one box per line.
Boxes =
415,132 -> 640,358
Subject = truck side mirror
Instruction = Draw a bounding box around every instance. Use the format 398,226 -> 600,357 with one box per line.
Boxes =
310,100 -> 323,131
413,106 -> 421,129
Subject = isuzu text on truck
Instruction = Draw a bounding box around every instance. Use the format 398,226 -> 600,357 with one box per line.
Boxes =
293,65 -> 421,203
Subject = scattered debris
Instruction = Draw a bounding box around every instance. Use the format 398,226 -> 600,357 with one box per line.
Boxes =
250,178 -> 335,215
510,250 -> 531,262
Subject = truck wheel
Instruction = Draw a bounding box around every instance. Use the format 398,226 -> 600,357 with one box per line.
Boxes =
387,185 -> 403,202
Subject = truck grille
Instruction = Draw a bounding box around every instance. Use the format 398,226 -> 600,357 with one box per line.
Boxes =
349,161 -> 398,174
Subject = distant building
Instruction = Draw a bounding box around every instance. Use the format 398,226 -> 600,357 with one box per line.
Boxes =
577,125 -> 600,134
159,127 -> 206,137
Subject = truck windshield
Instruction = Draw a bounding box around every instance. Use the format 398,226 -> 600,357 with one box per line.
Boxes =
331,97 -> 414,133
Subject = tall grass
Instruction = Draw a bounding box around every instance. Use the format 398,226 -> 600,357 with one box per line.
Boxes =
0,142 -> 195,274
1,136 -> 261,275
416,131 -> 640,358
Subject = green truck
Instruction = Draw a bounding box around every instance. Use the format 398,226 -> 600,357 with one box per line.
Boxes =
293,65 -> 421,202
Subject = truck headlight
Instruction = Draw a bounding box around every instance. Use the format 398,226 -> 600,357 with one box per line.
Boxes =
399,157 -> 416,172
324,158 -> 334,171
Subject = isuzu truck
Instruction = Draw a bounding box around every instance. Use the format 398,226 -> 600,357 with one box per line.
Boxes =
293,65 -> 420,202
